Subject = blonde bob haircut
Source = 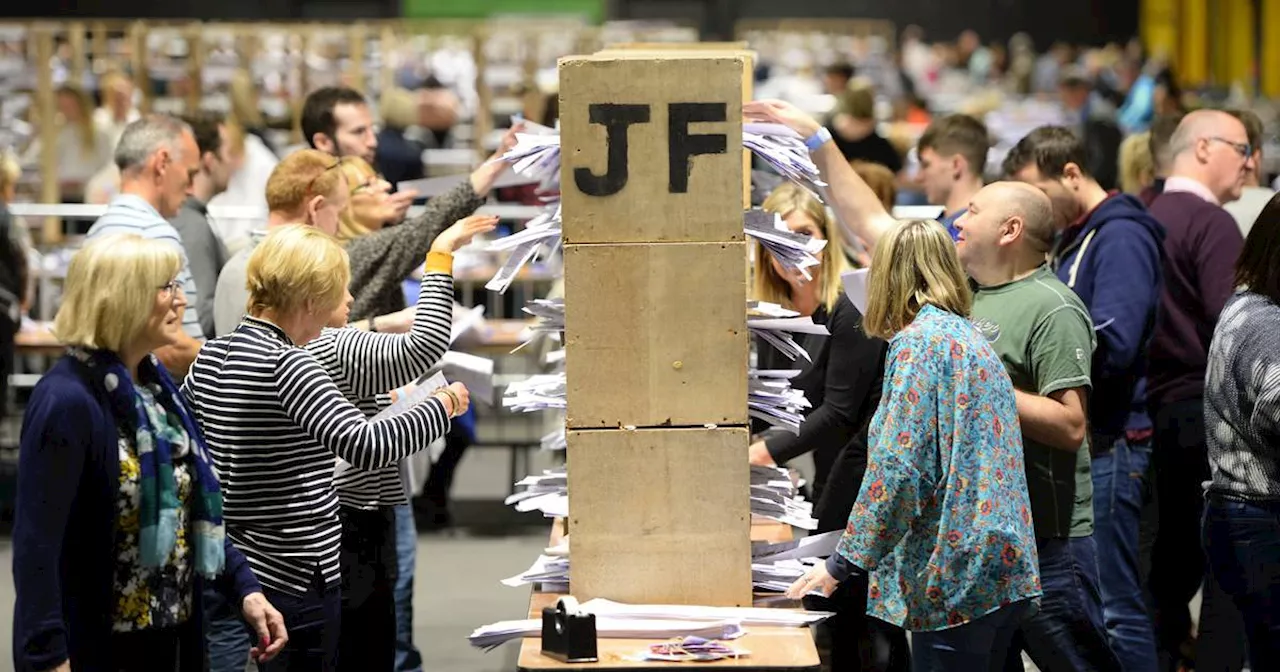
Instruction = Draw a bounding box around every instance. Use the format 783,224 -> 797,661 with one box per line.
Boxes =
863,219 -> 972,340
335,156 -> 378,244
265,149 -> 346,215
53,234 -> 181,353
246,224 -> 351,319
753,182 -> 850,312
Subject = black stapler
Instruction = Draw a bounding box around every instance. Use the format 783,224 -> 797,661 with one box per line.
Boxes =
541,596 -> 599,663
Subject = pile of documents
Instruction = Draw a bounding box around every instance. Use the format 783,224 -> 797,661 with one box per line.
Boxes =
541,427 -> 567,451
748,369 -> 811,434
748,301 -> 829,362
742,122 -> 828,198
750,530 -> 843,596
515,297 -> 564,351
743,209 -> 827,280
502,373 -> 566,413
485,205 -> 562,294
469,614 -> 745,651
492,129 -> 562,193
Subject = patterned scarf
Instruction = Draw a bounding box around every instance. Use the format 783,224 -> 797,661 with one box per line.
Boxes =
72,348 -> 226,578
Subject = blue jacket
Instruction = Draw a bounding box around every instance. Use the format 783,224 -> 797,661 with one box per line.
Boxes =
1050,194 -> 1165,442
12,355 -> 261,672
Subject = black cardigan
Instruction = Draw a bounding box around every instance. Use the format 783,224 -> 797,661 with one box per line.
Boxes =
752,293 -> 886,504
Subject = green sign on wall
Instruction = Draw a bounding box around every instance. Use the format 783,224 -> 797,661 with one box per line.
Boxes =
404,0 -> 604,21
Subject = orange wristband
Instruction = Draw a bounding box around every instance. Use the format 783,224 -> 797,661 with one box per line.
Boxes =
424,250 -> 454,275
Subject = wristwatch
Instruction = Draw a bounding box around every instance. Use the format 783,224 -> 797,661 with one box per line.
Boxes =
804,126 -> 833,152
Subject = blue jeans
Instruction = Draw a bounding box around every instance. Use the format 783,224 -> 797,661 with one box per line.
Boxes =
1202,494 -> 1280,670
393,503 -> 423,672
1092,437 -> 1158,672
1004,536 -> 1121,671
911,600 -> 1035,672
205,586 -> 253,672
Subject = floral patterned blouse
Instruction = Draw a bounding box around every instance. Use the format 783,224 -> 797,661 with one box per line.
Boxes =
112,382 -> 195,632
835,305 -> 1042,631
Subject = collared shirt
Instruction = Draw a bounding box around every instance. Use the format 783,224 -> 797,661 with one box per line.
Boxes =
88,194 -> 203,340
1162,176 -> 1219,205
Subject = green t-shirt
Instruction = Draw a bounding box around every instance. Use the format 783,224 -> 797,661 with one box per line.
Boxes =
970,265 -> 1097,538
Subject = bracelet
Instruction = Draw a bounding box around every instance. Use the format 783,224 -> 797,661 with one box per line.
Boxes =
437,387 -> 462,417
803,126 -> 832,152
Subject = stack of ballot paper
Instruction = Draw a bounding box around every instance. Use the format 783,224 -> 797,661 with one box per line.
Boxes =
747,304 -> 830,362
541,427 -> 566,451
468,615 -> 745,651
502,373 -> 566,412
748,369 -> 811,434
491,132 -> 562,193
742,122 -> 828,198
485,205 -> 562,294
514,297 -> 564,351
743,208 -> 827,280
750,530 -> 844,595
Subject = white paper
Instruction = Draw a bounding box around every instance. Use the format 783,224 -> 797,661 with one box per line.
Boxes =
439,351 -> 495,406
842,268 -> 870,316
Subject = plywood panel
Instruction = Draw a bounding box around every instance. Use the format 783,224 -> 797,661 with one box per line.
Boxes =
563,241 -> 748,429
567,427 -> 752,607
558,54 -> 744,244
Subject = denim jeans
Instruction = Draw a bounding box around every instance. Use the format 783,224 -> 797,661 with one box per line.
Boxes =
911,600 -> 1035,672
1004,536 -> 1121,672
393,503 -> 423,672
1092,437 -> 1158,672
205,585 -> 253,672
1202,494 -> 1280,670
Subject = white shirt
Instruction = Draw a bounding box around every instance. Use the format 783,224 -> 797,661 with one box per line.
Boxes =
1224,186 -> 1276,238
1163,176 -> 1219,205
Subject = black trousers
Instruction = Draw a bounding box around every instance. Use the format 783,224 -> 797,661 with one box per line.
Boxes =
338,506 -> 398,672
0,312 -> 13,422
1150,398 -> 1247,671
109,618 -> 203,672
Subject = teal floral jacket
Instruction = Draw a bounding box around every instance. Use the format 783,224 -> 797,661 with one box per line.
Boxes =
834,304 -> 1042,631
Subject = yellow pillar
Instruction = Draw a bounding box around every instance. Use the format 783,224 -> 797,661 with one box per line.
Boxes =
1179,0 -> 1209,87
1263,0 -> 1280,96
1225,0 -> 1255,92
1142,0 -> 1179,65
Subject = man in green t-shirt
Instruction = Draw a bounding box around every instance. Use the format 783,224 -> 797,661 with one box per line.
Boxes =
955,181 -> 1122,671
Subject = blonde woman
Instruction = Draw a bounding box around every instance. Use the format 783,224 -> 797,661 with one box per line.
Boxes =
94,71 -> 141,149
751,182 -> 899,669
1118,131 -> 1154,196
24,85 -> 114,201
183,225 -> 469,672
13,235 -> 287,672
788,219 -> 1041,671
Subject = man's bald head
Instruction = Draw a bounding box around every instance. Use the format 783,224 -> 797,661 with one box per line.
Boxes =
1169,110 -> 1247,158
1168,109 -> 1253,203
986,181 -> 1056,253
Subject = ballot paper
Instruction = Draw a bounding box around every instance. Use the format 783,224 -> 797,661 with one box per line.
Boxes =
748,369 -> 812,435
468,616 -> 745,651
577,598 -> 832,628
485,241 -> 543,294
502,372 -> 566,412
485,205 -> 561,252
541,427 -> 566,451
748,312 -> 830,363
842,268 -> 869,315
744,209 -> 827,280
490,132 -> 562,192
438,351 -> 495,407
334,371 -> 449,483
513,297 -> 564,352
742,123 -> 828,199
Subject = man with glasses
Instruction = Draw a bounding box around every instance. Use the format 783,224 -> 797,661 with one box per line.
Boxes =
87,115 -> 205,378
1145,109 -> 1250,672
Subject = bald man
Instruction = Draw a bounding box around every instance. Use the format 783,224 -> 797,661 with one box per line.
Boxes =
955,182 -> 1123,671
1145,110 -> 1249,671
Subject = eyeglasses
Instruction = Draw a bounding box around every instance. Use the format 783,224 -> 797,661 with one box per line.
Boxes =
1207,137 -> 1253,159
158,280 -> 182,297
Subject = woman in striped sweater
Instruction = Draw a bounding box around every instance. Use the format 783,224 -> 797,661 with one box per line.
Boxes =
183,225 -> 475,671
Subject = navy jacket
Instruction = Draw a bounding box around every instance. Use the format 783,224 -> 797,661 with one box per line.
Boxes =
12,355 -> 261,672
1050,193 -> 1166,443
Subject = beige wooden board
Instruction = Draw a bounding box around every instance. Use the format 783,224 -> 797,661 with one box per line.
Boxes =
558,54 -> 744,244
566,427 -> 753,607
563,241 -> 748,429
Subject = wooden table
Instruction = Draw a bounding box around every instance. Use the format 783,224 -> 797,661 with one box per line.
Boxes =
516,521 -> 821,671
14,323 -> 61,357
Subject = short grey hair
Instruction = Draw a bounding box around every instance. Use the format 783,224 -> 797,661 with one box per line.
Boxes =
114,114 -> 192,174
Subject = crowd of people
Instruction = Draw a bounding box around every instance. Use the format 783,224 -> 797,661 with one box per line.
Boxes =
3,25 -> 1280,672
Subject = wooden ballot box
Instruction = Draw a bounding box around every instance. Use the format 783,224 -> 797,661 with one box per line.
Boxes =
560,53 -> 753,606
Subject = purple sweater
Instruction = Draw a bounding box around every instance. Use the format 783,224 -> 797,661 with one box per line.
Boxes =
1147,191 -> 1244,406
